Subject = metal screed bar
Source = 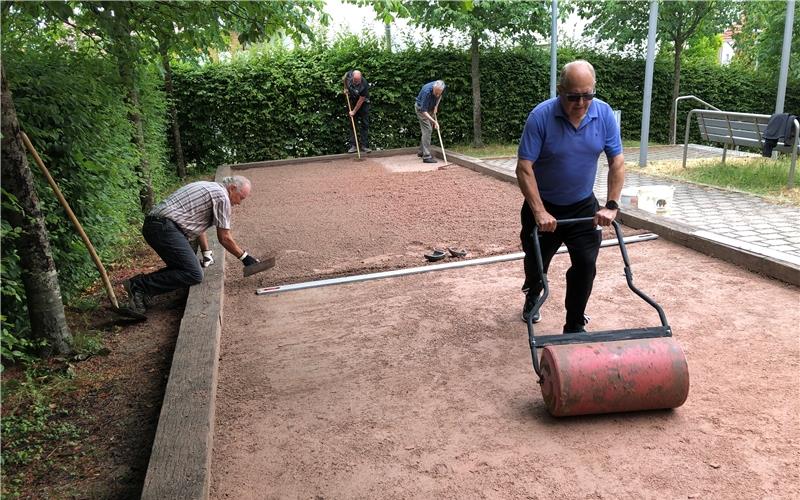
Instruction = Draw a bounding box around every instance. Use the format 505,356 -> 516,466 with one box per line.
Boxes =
256,233 -> 659,296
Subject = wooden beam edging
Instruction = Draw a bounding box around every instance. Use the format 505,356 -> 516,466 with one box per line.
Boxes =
441,151 -> 800,287
226,147 -> 418,170
141,165 -> 230,500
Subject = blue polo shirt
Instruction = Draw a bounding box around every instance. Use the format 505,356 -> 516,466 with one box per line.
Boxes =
415,81 -> 442,112
518,97 -> 622,205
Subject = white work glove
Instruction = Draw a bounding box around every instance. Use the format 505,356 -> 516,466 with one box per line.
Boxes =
201,250 -> 214,268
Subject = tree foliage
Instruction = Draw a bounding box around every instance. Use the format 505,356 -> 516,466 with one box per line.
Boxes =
732,0 -> 800,81
572,0 -> 741,142
398,0 -> 550,146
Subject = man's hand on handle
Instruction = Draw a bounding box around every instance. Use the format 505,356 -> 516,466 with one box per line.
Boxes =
593,207 -> 618,227
535,210 -> 558,232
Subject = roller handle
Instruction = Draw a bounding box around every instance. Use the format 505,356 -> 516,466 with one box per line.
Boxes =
527,217 -> 670,378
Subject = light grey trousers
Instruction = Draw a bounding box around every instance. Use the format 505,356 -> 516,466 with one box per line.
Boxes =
415,103 -> 433,158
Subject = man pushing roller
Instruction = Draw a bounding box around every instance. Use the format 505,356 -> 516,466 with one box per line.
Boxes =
516,60 -> 625,333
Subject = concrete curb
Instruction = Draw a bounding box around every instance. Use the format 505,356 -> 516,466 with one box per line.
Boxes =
444,150 -> 800,287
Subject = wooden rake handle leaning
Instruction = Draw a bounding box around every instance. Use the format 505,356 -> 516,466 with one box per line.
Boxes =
343,86 -> 362,160
20,131 -> 144,320
434,110 -> 448,165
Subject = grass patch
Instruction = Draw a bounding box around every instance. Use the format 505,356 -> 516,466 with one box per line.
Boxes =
450,143 -> 518,158
640,156 -> 799,205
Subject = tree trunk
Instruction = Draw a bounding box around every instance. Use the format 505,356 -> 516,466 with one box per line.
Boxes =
1,64 -> 72,356
112,7 -> 154,212
470,33 -> 483,148
384,22 -> 392,52
669,42 -> 685,145
160,40 -> 186,178
119,59 -> 155,212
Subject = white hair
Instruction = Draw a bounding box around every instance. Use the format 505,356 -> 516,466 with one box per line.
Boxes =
222,175 -> 251,191
433,80 -> 446,90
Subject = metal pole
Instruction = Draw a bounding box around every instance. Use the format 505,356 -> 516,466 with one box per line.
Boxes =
384,22 -> 392,53
639,0 -> 659,167
550,0 -> 559,99
256,233 -> 659,296
775,0 -> 795,114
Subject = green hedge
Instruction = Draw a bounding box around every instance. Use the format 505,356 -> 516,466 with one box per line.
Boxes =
2,43 -> 169,353
172,39 -> 800,168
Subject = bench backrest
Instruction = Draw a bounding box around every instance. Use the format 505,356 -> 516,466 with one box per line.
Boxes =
695,110 -> 799,152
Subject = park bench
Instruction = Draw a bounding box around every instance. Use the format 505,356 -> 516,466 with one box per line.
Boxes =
682,109 -> 799,188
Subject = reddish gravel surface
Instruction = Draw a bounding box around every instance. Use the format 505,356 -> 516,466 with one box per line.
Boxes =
212,154 -> 800,499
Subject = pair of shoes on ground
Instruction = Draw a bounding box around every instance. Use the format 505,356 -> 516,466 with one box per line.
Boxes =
348,146 -> 371,153
424,247 -> 467,262
123,277 -> 148,316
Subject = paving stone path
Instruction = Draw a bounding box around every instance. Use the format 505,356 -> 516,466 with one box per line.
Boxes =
482,145 -> 800,265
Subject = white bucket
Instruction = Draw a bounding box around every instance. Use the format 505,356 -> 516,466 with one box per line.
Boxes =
621,187 -> 639,208
637,185 -> 675,215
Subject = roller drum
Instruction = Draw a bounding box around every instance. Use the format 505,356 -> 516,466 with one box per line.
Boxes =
539,337 -> 689,417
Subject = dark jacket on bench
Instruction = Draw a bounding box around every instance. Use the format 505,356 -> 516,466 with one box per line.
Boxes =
762,113 -> 799,157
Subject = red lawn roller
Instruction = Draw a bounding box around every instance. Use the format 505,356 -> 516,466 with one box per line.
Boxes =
526,218 -> 689,417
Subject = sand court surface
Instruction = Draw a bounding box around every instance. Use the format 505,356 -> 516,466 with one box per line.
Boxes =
211,155 -> 799,498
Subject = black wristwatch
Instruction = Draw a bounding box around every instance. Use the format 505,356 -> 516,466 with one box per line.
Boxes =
605,199 -> 620,210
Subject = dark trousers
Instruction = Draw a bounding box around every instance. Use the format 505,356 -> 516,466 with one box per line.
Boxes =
137,216 -> 203,296
348,104 -> 369,148
520,195 -> 601,326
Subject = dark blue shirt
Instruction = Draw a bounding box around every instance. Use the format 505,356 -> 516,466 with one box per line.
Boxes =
518,97 -> 622,205
415,81 -> 442,112
345,71 -> 369,101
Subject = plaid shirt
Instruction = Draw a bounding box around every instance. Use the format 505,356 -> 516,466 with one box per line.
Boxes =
149,181 -> 231,239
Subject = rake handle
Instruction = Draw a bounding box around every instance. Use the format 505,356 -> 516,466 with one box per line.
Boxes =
20,131 -> 120,309
343,85 -> 361,159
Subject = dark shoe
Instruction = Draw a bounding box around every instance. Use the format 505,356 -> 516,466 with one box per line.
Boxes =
424,249 -> 447,262
123,278 -> 147,316
362,147 -> 372,153
521,293 -> 542,323
422,157 -> 437,164
447,247 -> 467,258
563,314 -> 590,334
347,146 -> 358,154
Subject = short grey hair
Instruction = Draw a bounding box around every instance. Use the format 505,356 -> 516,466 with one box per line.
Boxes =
559,60 -> 596,88
222,175 -> 251,191
433,80 -> 446,90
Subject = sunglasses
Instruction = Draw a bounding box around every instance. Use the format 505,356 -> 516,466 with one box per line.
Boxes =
564,92 -> 596,102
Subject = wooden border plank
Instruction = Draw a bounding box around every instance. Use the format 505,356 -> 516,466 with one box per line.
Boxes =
141,166 -> 231,500
227,147 -> 418,170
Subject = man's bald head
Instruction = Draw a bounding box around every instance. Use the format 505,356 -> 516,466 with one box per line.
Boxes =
352,70 -> 362,84
559,60 -> 596,89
